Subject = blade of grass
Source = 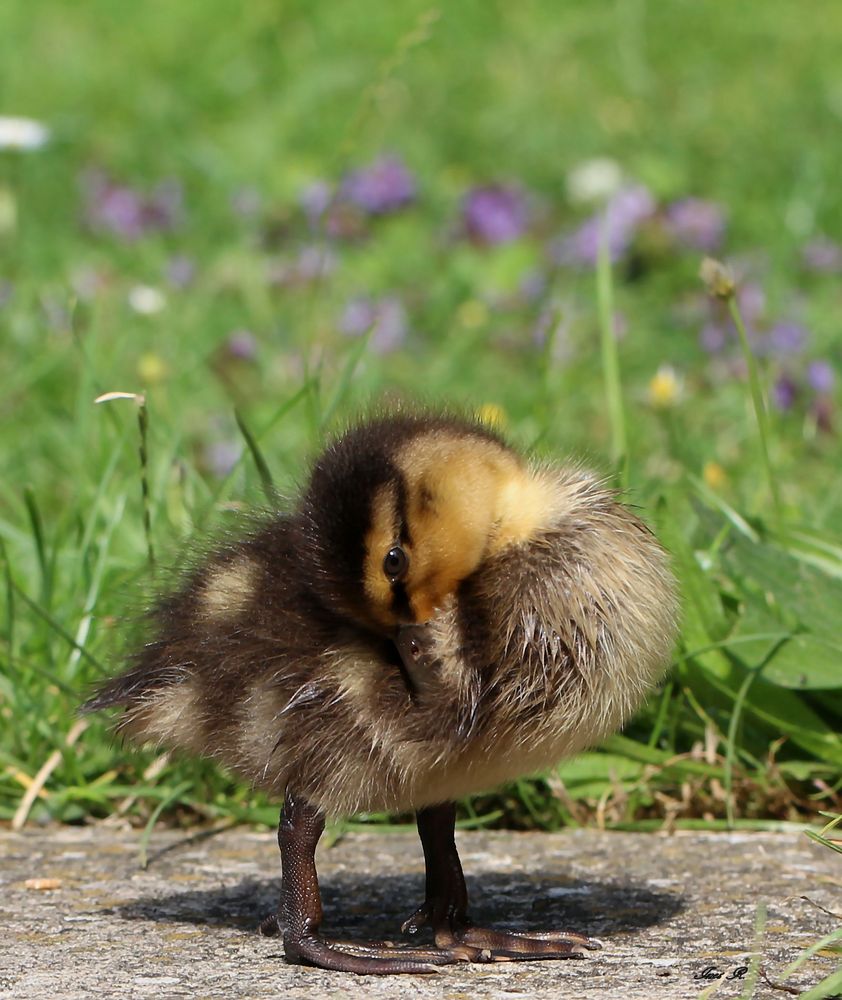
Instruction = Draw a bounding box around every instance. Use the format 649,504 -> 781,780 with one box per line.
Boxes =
688,474 -> 760,541
781,927 -> 842,980
609,818 -> 815,832
724,637 -> 790,828
78,428 -> 130,557
319,330 -> 373,432
138,780 -> 193,869
647,680 -> 674,748
726,296 -> 782,520
200,378 -> 317,515
601,733 -> 721,777
5,653 -> 77,697
67,494 -> 126,679
798,968 -> 842,1000
11,718 -> 89,830
234,408 -> 276,503
22,485 -> 50,604
700,258 -> 781,519
739,902 -> 766,1000
804,811 -> 842,854
1,537 -> 14,657
11,578 -> 106,675
136,394 -> 155,567
95,392 -> 155,566
339,8 -> 440,158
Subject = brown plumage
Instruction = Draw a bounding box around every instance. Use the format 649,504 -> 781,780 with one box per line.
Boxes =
85,411 -> 678,974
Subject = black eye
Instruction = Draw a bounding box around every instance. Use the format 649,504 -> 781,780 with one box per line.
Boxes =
383,545 -> 409,581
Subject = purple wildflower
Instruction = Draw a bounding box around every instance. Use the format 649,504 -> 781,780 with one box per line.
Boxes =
204,440 -> 241,478
339,297 -> 377,337
370,297 -> 408,353
801,236 -> 842,274
462,185 -> 529,245
323,201 -> 367,240
230,187 -> 263,219
339,296 -> 408,354
767,321 -> 809,357
226,330 -> 258,361
609,185 -> 656,227
296,245 -> 336,282
771,374 -> 799,411
340,156 -> 416,216
665,198 -> 726,252
737,282 -> 766,326
165,255 -> 196,288
299,180 -> 332,223
699,322 -> 728,354
807,359 -> 834,394
71,267 -> 108,301
41,294 -> 70,333
518,270 -> 547,303
554,184 -> 654,266
531,301 -> 574,361
81,171 -> 183,241
267,246 -> 337,286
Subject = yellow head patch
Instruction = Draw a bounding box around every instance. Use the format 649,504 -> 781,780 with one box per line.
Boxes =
361,430 -> 556,628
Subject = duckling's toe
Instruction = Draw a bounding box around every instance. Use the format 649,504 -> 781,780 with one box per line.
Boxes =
449,925 -> 602,960
281,933 -> 469,975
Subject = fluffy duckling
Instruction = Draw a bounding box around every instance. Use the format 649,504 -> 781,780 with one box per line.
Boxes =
84,411 -> 678,974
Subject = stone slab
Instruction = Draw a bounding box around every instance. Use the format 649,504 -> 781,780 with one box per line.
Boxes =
1,825 -> 839,999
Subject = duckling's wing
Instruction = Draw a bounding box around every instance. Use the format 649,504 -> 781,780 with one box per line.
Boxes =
81,515 -> 323,714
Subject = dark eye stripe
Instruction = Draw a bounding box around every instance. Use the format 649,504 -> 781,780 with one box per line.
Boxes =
390,580 -> 412,620
394,475 -> 412,546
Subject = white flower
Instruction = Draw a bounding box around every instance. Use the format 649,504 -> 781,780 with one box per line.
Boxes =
0,116 -> 50,151
566,158 -> 623,205
128,285 -> 166,315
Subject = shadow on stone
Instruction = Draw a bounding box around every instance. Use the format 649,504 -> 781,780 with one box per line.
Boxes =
115,870 -> 685,941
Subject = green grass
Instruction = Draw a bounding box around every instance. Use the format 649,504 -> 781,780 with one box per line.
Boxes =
1,0 -> 841,849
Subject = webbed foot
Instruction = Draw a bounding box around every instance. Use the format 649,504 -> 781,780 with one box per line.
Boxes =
403,802 -> 602,964
402,901 -> 599,962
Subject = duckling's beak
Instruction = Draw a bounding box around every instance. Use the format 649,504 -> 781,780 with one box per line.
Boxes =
395,623 -> 438,700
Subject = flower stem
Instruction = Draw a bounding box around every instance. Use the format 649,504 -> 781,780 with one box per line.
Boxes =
727,297 -> 782,519
597,221 -> 628,490
136,395 -> 155,568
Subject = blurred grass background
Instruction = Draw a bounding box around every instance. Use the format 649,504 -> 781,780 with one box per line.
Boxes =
1,0 -> 841,836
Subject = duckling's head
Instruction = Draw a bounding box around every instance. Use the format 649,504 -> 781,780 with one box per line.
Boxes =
297,413 -> 551,634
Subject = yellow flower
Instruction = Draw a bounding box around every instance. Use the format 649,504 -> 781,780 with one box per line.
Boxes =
648,365 -> 682,408
703,461 -> 728,490
137,352 -> 168,384
476,403 -> 507,429
456,299 -> 489,330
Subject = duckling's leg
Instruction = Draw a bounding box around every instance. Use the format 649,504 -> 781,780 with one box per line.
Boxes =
402,802 -> 601,962
260,790 -> 471,974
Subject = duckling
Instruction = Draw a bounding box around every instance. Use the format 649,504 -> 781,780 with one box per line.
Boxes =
84,411 -> 678,975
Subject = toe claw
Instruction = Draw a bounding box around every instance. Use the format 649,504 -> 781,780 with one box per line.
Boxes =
401,904 -> 431,936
